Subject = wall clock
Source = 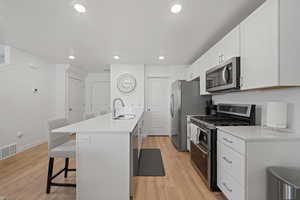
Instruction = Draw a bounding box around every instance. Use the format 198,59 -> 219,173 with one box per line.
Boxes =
117,73 -> 137,93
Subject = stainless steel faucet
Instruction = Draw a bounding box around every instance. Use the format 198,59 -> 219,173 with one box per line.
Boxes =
112,98 -> 125,118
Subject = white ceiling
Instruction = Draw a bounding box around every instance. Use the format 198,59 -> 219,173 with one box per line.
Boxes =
0,0 -> 265,72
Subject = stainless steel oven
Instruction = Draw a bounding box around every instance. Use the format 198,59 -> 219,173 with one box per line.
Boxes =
190,123 -> 216,190
206,57 -> 240,92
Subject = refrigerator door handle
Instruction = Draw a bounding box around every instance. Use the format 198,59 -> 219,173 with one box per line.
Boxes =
170,94 -> 174,118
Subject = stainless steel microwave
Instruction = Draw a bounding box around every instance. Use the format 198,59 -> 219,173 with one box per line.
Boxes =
206,57 -> 240,92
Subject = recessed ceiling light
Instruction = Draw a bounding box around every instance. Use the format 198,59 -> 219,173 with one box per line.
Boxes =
69,55 -> 75,60
73,3 -> 86,13
171,4 -> 182,14
113,55 -> 120,60
159,56 -> 165,60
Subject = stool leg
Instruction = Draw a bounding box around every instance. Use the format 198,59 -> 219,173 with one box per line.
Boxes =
64,158 -> 69,178
46,157 -> 54,194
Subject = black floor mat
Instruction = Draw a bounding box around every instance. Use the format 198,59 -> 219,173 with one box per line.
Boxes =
138,149 -> 166,176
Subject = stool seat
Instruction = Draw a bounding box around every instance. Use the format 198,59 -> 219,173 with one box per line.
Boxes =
49,140 -> 76,158
46,118 -> 76,194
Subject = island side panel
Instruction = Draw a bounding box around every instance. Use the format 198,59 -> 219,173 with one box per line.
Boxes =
76,132 -> 130,200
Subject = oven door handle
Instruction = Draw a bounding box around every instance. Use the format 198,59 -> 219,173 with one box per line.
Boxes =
197,127 -> 210,134
195,144 -> 208,155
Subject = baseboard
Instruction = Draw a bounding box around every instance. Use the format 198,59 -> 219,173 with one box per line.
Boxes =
147,135 -> 170,137
18,138 -> 47,153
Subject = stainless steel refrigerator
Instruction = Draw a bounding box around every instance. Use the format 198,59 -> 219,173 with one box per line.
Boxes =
170,80 -> 211,152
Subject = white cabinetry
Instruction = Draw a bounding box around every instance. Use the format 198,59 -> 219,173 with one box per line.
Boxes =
209,26 -> 241,67
217,129 -> 300,200
240,0 -> 300,90
218,26 -> 240,63
189,0 -> 300,94
240,0 -> 279,89
187,61 -> 200,81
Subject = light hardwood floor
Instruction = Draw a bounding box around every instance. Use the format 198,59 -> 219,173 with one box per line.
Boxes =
0,136 -> 224,200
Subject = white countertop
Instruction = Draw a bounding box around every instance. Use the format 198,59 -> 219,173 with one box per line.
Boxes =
217,126 -> 300,142
52,109 -> 144,134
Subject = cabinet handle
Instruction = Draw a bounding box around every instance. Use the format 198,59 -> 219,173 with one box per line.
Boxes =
222,156 -> 233,164
223,137 -> 233,144
222,182 -> 233,192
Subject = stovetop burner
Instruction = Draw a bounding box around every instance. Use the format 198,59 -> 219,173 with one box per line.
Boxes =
191,115 -> 251,127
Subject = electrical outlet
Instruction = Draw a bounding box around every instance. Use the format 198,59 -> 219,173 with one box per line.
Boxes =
17,132 -> 23,138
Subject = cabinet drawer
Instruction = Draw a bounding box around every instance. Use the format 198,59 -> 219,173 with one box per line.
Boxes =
220,143 -> 245,188
220,171 -> 245,200
218,130 -> 245,155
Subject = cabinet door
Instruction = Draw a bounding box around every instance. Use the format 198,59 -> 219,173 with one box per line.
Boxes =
208,43 -> 221,67
217,141 -> 222,189
199,53 -> 211,95
220,26 -> 240,62
240,0 -> 279,90
186,63 -> 199,81
199,67 -> 210,95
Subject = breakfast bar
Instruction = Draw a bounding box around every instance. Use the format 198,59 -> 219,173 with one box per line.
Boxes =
52,109 -> 144,200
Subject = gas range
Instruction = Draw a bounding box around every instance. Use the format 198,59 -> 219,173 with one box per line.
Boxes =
189,104 -> 256,191
190,115 -> 252,129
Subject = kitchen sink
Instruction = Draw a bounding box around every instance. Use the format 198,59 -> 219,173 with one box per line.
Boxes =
113,114 -> 136,120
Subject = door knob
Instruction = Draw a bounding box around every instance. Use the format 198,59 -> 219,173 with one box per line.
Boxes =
69,108 -> 73,112
147,108 -> 151,111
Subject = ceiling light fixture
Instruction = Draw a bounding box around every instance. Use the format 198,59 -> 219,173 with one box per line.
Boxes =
73,3 -> 86,13
170,3 -> 182,14
68,55 -> 75,60
113,55 -> 120,60
159,56 -> 165,60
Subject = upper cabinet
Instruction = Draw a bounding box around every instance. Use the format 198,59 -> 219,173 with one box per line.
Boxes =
186,59 -> 200,81
240,0 -> 300,90
240,0 -> 279,90
211,26 -> 241,67
189,0 -> 300,95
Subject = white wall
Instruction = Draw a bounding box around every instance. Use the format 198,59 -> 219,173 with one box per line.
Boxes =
212,87 -> 300,132
0,47 -> 56,151
85,72 -> 110,115
110,64 -> 145,109
55,64 -> 68,119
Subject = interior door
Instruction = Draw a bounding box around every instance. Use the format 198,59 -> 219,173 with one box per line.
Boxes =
90,81 -> 110,115
68,77 -> 85,123
146,77 -> 169,135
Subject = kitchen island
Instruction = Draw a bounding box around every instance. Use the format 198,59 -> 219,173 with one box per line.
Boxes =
52,109 -> 145,200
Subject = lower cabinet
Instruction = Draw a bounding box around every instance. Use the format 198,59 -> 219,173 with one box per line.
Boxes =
130,113 -> 145,198
217,138 -> 245,200
217,129 -> 300,200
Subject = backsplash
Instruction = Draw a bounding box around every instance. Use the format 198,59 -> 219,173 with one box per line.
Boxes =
212,87 -> 300,132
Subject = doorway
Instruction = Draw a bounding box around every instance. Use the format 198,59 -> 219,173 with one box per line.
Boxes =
145,77 -> 170,136
68,76 -> 85,123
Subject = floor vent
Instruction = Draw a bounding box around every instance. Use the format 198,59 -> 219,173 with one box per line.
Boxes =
0,143 -> 17,160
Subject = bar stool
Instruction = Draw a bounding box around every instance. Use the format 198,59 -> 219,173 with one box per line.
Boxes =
46,118 -> 76,194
